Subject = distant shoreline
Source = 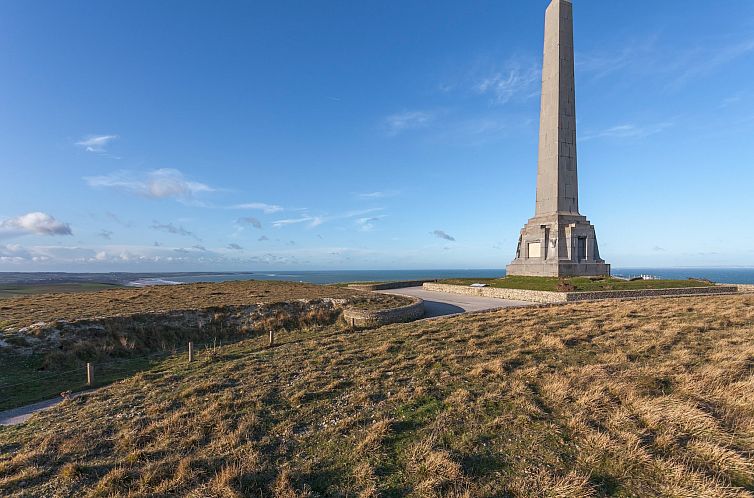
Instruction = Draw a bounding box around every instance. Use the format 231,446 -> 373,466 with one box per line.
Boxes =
1,268 -> 754,287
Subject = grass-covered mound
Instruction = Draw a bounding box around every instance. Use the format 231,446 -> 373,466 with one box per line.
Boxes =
0,281 -> 411,412
2,294 -> 754,496
0,280 -> 411,331
439,275 -> 717,292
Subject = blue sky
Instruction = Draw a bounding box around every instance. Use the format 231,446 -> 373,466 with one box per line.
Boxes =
1,0 -> 753,271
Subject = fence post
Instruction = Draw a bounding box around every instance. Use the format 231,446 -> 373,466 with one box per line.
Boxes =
86,363 -> 93,386
188,341 -> 194,362
268,330 -> 275,347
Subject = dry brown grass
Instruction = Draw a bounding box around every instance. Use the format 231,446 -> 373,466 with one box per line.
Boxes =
2,294 -> 754,496
0,280 -> 409,331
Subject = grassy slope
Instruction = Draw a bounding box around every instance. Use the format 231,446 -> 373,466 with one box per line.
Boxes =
2,294 -> 754,497
0,280 -> 409,330
0,283 -> 123,299
0,281 -> 410,411
439,275 -> 716,292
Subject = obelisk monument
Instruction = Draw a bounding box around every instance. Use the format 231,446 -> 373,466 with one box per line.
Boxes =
506,0 -> 610,277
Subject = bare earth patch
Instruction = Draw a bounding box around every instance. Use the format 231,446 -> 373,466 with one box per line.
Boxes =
1,294 -> 754,496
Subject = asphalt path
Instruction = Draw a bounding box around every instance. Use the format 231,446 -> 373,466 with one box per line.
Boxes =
378,286 -> 534,318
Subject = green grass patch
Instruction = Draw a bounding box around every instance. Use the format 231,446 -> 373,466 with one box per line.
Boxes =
0,353 -> 159,411
438,275 -> 716,292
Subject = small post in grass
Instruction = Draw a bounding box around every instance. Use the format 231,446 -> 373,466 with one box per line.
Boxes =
86,363 -> 93,386
268,330 -> 275,348
188,341 -> 194,362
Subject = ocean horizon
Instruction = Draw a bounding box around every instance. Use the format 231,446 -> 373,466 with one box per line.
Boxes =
128,267 -> 754,286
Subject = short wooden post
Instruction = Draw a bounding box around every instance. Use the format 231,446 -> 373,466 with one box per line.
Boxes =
268,330 -> 275,347
86,363 -> 93,386
351,318 -> 356,331
188,341 -> 194,362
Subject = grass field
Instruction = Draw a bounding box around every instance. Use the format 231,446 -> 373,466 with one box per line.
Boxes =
0,283 -> 123,299
2,294 -> 754,496
438,275 -> 717,292
0,280 -> 409,331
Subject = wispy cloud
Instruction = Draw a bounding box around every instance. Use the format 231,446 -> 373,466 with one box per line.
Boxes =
670,39 -> 754,89
105,212 -> 132,228
98,230 -> 114,240
355,190 -> 399,200
577,33 -> 754,91
85,169 -> 214,201
227,243 -> 243,250
581,122 -> 674,141
232,202 -> 284,214
432,230 -> 455,241
271,216 -> 323,229
237,217 -> 262,229
384,111 -> 434,136
356,215 -> 386,232
475,60 -> 541,104
271,208 -> 382,230
76,134 -> 118,153
0,212 -> 73,239
150,221 -> 201,241
258,235 -> 269,242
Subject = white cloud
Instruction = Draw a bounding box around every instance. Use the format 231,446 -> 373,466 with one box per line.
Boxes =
76,134 -> 118,153
85,168 -> 214,201
271,208 -> 381,230
272,216 -> 321,229
0,212 -> 73,238
232,202 -> 283,214
227,243 -> 243,250
384,111 -> 434,136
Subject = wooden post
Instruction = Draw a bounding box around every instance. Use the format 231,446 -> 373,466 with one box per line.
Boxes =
351,318 -> 356,331
268,330 -> 275,347
188,341 -> 194,362
86,363 -> 93,386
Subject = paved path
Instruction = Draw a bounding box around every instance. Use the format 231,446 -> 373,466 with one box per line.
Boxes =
378,286 -> 533,318
0,391 -> 92,426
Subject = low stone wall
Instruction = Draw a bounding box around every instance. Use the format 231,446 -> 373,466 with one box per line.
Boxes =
343,297 -> 424,327
736,284 -> 754,294
565,285 -> 738,302
348,280 -> 437,291
423,283 -> 568,303
423,282 -> 739,304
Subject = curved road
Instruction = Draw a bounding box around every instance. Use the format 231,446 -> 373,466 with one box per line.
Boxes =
378,286 -> 533,318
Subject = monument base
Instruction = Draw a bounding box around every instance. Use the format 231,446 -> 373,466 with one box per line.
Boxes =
506,213 -> 610,277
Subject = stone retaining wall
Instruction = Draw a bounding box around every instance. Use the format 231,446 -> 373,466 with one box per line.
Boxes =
423,282 -> 739,304
348,280 -> 437,291
343,297 -> 424,327
737,284 -> 754,294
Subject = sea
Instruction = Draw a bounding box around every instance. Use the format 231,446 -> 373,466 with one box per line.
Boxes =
129,268 -> 754,286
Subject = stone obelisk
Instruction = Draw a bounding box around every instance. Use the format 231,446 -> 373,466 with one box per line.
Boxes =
506,0 -> 610,277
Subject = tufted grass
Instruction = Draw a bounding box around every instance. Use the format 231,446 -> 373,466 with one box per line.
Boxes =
1,294 -> 754,496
